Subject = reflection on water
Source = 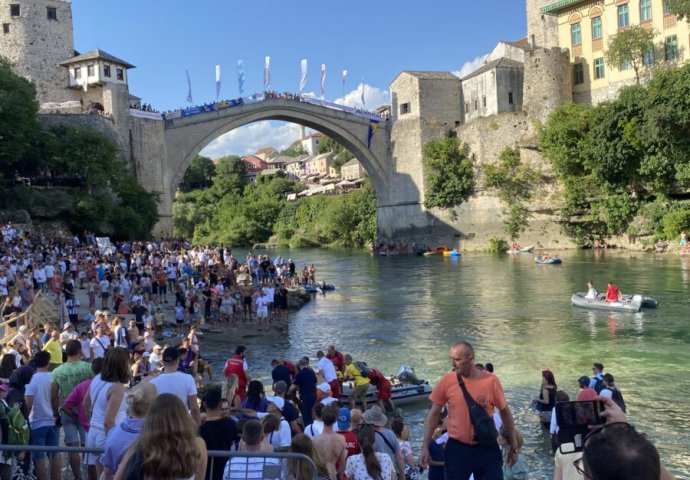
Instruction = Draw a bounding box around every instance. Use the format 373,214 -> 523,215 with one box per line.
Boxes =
220,249 -> 690,478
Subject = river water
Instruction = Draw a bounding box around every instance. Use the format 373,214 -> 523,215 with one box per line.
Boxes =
207,249 -> 690,478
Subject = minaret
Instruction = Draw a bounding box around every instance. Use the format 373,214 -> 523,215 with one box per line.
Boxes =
0,0 -> 77,104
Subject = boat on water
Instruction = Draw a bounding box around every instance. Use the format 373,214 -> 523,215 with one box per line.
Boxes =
535,255 -> 562,264
339,365 -> 432,407
571,292 -> 658,313
303,283 -> 336,294
443,249 -> 461,257
507,245 -> 534,254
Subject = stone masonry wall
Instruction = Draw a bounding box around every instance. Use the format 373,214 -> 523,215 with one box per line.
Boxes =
0,0 -> 77,105
523,47 -> 573,123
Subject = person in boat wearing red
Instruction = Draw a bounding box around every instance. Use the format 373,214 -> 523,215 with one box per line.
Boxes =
367,368 -> 395,412
223,345 -> 250,400
605,282 -> 623,302
326,345 -> 345,374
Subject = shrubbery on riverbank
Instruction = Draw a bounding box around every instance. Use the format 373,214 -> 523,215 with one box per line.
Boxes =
0,58 -> 158,239
539,64 -> 690,247
173,156 -> 377,248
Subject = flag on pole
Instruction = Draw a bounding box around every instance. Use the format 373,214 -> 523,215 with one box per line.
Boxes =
186,70 -> 193,103
360,82 -> 366,108
264,56 -> 271,90
237,60 -> 245,96
215,65 -> 221,99
342,69 -> 347,98
321,64 -> 326,97
300,59 -> 308,93
367,119 -> 379,148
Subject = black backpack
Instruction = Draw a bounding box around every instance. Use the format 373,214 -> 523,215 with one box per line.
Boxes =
593,376 -> 605,394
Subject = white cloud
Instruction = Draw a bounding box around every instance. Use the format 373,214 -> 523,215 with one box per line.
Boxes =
452,55 -> 487,79
334,83 -> 390,110
199,83 -> 390,158
201,121 -> 301,158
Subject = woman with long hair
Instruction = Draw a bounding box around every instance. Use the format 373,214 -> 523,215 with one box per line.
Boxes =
0,353 -> 17,384
114,393 -> 207,480
101,382 -> 157,479
345,424 -> 395,480
288,433 -> 330,480
221,373 -> 242,411
240,380 -> 268,412
84,347 -> 130,480
534,369 -> 557,425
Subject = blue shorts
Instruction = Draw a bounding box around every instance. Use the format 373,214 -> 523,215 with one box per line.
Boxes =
60,414 -> 85,445
30,425 -> 59,460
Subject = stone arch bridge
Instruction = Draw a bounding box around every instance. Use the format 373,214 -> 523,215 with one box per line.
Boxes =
129,97 -> 434,239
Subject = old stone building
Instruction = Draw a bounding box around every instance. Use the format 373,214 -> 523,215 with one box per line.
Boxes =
341,158 -> 364,181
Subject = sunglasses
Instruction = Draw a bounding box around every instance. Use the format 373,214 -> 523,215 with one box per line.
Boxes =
573,422 -> 635,477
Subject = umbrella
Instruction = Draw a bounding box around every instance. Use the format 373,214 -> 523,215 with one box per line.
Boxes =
336,180 -> 355,187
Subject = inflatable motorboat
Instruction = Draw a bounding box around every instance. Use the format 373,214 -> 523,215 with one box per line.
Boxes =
339,365 -> 432,407
571,292 -> 658,313
536,255 -> 562,264
303,283 -> 336,294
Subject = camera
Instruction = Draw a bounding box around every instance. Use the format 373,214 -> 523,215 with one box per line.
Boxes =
555,400 -> 606,453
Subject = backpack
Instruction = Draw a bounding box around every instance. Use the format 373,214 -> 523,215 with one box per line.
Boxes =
593,376 -> 605,394
611,388 -> 627,413
0,401 -> 29,458
353,361 -> 371,377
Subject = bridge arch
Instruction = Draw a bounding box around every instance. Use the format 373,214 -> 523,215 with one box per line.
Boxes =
163,99 -> 391,206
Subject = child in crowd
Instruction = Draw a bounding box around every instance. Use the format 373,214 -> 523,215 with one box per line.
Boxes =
498,426 -> 528,480
427,419 -> 446,480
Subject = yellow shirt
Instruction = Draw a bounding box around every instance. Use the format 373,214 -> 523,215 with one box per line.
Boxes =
43,339 -> 63,365
345,364 -> 370,386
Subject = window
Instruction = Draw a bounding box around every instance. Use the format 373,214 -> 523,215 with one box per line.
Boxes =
508,92 -> 514,105
594,58 -> 606,79
9,4 -> 19,16
2,23 -> 9,34
46,7 -> 57,20
74,67 -> 81,79
465,102 -> 469,114
644,46 -> 655,65
482,96 -> 486,108
618,4 -> 629,28
663,0 -> 672,15
87,65 -> 94,77
103,65 -> 111,77
573,63 -> 584,85
665,35 -> 678,61
571,22 -> 582,45
591,17 -> 602,40
640,0 -> 652,21
621,58 -> 632,70
116,68 -> 124,80
400,102 -> 411,115
474,99 -> 478,111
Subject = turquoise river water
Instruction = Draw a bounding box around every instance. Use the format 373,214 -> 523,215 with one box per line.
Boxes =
206,249 -> 690,478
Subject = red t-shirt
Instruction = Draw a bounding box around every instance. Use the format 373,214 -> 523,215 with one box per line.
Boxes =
605,285 -> 620,302
336,430 -> 360,458
327,351 -> 345,373
429,370 -> 508,445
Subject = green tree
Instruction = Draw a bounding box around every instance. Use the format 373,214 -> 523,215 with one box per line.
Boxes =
667,0 -> 690,20
605,25 -> 655,84
483,148 -> 539,239
211,155 -> 246,197
538,103 -> 591,178
179,155 -> 216,192
331,149 -> 354,173
317,135 -> 344,155
0,57 -> 41,172
422,138 -> 475,212
280,142 -> 306,157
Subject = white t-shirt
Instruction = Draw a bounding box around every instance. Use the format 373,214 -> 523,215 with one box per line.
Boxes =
266,418 -> 292,448
223,457 -> 282,480
150,371 -> 197,407
304,420 -> 324,437
317,357 -> 338,383
345,452 -> 394,480
25,371 -> 54,429
256,296 -> 269,313
90,335 -> 111,359
262,286 -> 274,303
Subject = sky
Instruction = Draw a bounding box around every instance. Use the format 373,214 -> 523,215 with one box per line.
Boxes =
71,1 -> 527,157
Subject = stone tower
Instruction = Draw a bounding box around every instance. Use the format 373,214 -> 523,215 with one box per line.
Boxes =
526,0 -> 559,48
0,0 -> 76,104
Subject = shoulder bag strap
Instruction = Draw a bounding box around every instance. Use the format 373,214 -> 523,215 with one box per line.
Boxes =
375,430 -> 397,454
457,373 -> 480,409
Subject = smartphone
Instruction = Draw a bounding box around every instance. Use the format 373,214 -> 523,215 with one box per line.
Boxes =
556,400 -> 606,453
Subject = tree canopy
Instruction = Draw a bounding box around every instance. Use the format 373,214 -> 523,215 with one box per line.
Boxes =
668,0 -> 690,20
605,26 -> 656,84
179,155 -> 216,192
422,138 -> 475,212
